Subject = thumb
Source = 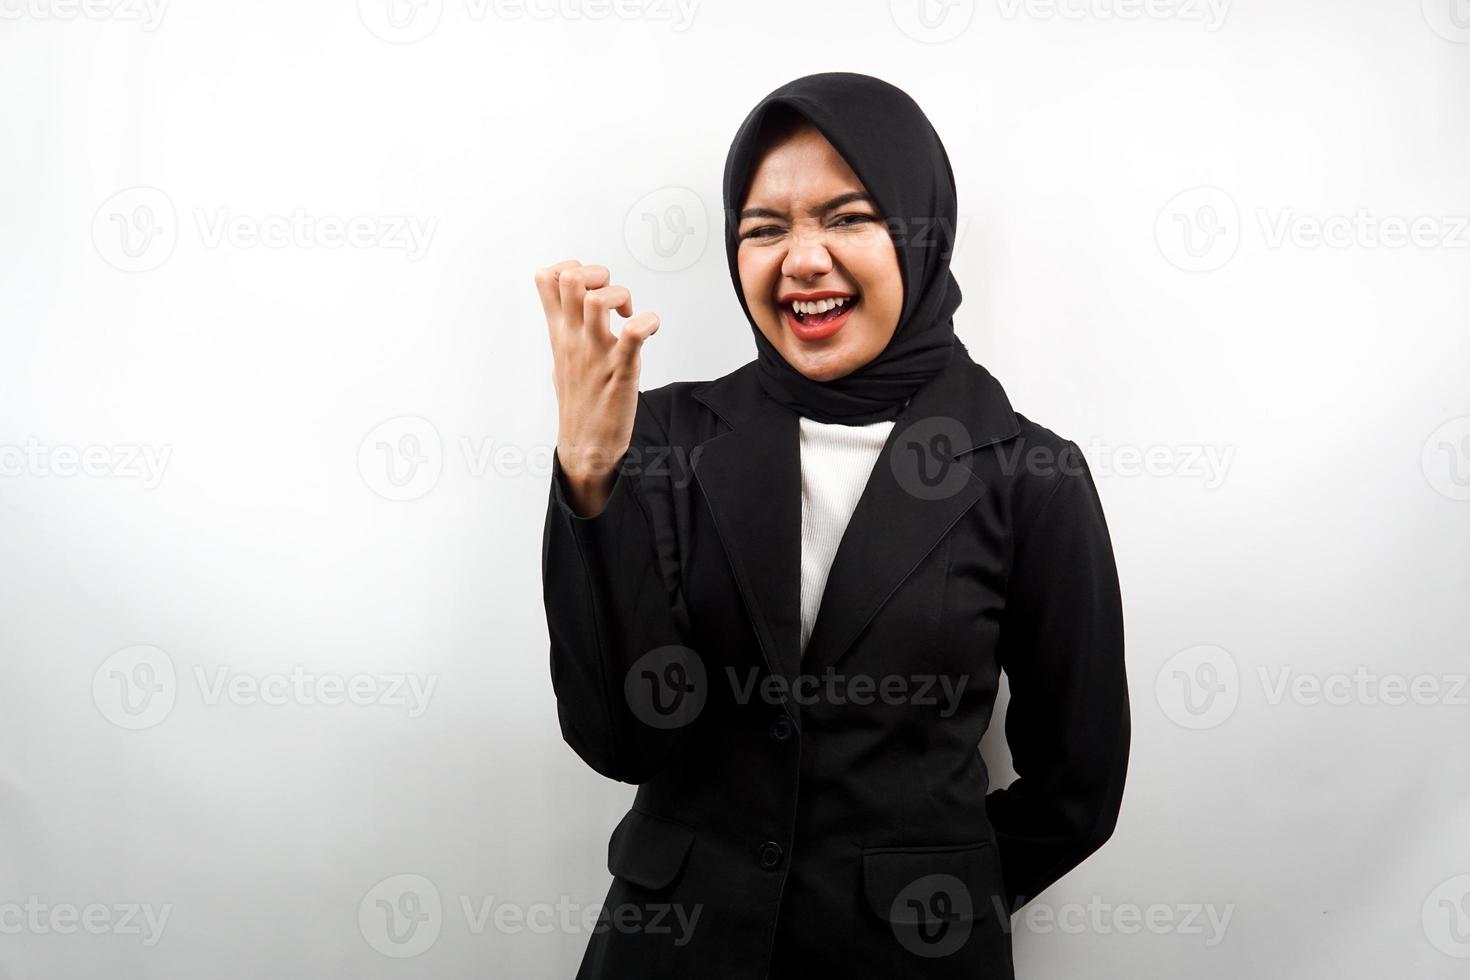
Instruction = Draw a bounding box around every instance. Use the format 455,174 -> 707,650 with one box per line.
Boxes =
615,311 -> 660,360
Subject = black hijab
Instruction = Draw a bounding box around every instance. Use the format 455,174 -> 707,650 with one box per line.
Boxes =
722,71 -> 966,425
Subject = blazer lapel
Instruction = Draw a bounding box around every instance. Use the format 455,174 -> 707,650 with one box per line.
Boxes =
800,352 -> 1020,674
691,372 -> 805,718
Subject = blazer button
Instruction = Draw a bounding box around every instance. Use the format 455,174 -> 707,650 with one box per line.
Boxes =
757,841 -> 784,871
768,716 -> 793,742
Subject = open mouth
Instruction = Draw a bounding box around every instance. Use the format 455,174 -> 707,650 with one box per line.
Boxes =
782,293 -> 860,341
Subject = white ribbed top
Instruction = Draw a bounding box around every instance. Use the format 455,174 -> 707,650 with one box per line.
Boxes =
798,415 -> 895,655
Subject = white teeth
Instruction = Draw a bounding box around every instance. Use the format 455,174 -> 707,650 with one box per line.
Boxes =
790,296 -> 853,315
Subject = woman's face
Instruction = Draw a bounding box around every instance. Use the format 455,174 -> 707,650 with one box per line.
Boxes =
736,122 -> 903,383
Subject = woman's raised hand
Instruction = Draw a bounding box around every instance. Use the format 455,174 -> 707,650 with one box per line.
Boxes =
535,260 -> 661,516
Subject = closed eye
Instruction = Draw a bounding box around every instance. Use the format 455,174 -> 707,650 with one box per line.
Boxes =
739,213 -> 878,243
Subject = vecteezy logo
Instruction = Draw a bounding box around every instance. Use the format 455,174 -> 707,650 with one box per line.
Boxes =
1155,186 -> 1240,272
1423,873 -> 1470,957
1422,0 -> 1470,43
93,644 -> 178,730
623,187 -> 707,273
357,0 -> 444,43
889,0 -> 975,43
624,645 -> 707,730
1155,643 -> 1239,730
358,416 -> 444,502
890,873 -> 973,958
92,187 -> 178,273
891,416 -> 972,501
1421,415 -> 1470,501
359,873 -> 442,958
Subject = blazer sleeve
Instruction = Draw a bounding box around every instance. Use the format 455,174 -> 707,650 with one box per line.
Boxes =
986,440 -> 1131,915
541,394 -> 692,785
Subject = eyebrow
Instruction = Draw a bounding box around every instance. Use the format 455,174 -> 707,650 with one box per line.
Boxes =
738,191 -> 876,222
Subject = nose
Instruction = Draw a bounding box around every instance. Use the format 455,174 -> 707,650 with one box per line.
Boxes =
781,224 -> 834,281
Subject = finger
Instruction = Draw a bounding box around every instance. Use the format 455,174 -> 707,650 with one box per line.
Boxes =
583,285 -> 632,343
613,311 -> 660,367
559,264 -> 609,333
534,258 -> 582,328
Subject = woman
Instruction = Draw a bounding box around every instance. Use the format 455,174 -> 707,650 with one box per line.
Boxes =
537,72 -> 1130,980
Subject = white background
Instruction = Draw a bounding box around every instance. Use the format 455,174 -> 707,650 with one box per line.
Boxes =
2,0 -> 1469,977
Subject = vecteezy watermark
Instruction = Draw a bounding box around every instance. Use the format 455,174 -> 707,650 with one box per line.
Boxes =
891,416 -> 974,502
1155,643 -> 1240,730
91,186 -> 437,272
626,187 -> 708,273
92,645 -> 438,729
358,873 -> 703,958
890,418 -> 1235,500
465,895 -> 702,945
994,0 -> 1230,30
887,872 -> 976,958
356,414 -> 701,502
360,874 -> 443,958
725,666 -> 969,717
1157,185 -> 1470,272
1421,0 -> 1470,44
1257,666 -> 1470,708
625,645 -> 708,730
890,0 -> 976,44
193,208 -> 435,259
92,644 -> 178,730
92,187 -> 178,273
487,0 -> 698,30
1155,186 -> 1241,273
621,656 -> 971,729
795,212 -> 973,255
193,665 -> 438,717
1076,439 -> 1236,489
991,436 -> 1231,486
356,0 -> 445,43
0,0 -> 169,30
882,215 -> 972,251
0,438 -> 172,489
358,416 -> 444,503
0,897 -> 173,946
1156,643 -> 1470,730
1011,895 -> 1235,946
357,0 -> 699,43
1256,209 -> 1470,251
1423,873 -> 1470,958
1422,415 -> 1470,501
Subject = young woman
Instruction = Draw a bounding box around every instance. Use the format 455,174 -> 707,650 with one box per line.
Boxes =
537,71 -> 1130,980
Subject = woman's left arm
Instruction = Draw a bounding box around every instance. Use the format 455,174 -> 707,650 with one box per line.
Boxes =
985,439 -> 1131,915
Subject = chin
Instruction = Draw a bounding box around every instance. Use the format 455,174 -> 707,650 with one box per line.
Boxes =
756,317 -> 875,383
782,343 -> 861,382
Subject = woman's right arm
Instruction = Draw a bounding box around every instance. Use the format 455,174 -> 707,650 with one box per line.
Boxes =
536,260 -> 688,785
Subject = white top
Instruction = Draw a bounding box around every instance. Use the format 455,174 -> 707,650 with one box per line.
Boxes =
798,415 -> 895,655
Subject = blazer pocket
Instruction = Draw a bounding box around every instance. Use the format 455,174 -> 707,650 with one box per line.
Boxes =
607,807 -> 696,891
861,840 -> 1002,927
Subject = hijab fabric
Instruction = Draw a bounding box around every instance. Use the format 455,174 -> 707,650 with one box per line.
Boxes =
722,71 -> 966,425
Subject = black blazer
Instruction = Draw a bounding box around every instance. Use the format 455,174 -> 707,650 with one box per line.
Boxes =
541,346 -> 1130,979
